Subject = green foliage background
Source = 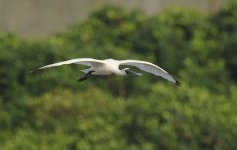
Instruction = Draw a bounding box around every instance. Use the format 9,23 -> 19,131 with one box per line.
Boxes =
1,1 -> 237,149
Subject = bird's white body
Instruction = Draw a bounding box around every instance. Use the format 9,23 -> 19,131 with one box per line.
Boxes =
36,58 -> 180,86
83,59 -> 123,75
83,59 -> 120,75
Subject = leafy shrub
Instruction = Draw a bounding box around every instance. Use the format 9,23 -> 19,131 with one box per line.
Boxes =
1,2 -> 237,149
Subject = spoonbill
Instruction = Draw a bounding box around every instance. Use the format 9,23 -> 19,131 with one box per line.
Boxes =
33,58 -> 181,86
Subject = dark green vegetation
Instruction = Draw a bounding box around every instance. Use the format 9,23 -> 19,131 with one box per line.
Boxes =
1,1 -> 237,149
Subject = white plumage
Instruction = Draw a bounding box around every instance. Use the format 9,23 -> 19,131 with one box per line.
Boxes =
34,58 -> 180,86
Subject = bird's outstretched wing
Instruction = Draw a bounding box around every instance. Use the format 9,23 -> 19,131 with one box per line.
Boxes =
32,58 -> 105,71
119,60 -> 180,86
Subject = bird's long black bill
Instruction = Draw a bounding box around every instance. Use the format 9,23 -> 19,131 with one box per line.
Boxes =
126,69 -> 142,76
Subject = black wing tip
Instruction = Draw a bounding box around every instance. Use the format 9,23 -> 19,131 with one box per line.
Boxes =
30,68 -> 40,73
174,80 -> 181,87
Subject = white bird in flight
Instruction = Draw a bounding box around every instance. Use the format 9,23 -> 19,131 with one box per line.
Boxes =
33,58 -> 181,86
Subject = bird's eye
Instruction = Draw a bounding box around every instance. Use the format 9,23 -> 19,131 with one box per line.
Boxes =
125,69 -> 130,74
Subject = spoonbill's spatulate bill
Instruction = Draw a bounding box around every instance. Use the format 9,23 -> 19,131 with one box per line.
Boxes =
33,58 -> 181,86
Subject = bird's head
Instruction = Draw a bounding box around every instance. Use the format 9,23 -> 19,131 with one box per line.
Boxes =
122,68 -> 142,76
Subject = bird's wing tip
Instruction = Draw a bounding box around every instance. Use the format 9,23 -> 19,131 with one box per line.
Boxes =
30,68 -> 40,73
174,80 -> 181,87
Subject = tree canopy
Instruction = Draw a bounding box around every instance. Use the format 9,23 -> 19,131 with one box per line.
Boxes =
1,1 -> 237,149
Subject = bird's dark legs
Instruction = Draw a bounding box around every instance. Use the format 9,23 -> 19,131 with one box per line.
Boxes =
78,71 -> 94,83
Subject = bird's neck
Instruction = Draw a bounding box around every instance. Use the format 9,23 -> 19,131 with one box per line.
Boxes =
117,69 -> 127,76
